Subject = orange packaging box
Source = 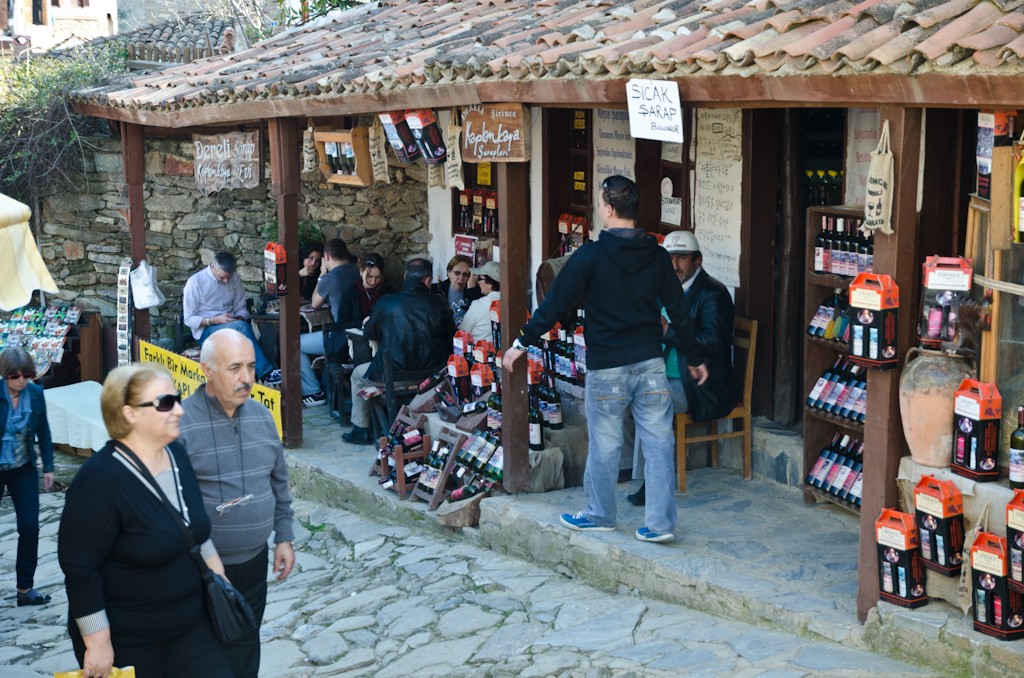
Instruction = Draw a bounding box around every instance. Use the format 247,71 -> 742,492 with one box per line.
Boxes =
264,243 -> 287,297
847,273 -> 899,371
913,475 -> 965,576
971,532 -> 1024,639
473,341 -> 496,365
919,255 -> 973,350
951,379 -> 1001,482
470,363 -> 494,391
453,330 -> 474,357
1006,490 -> 1024,594
876,509 -> 928,608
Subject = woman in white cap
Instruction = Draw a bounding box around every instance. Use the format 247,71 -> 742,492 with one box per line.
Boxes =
459,261 -> 501,344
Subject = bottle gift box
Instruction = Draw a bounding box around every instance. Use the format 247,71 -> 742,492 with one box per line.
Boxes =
951,379 -> 1001,482
876,509 -> 928,608
847,273 -> 899,370
918,256 -> 973,350
913,475 -> 965,576
1007,490 -> 1024,593
971,532 -> 1024,640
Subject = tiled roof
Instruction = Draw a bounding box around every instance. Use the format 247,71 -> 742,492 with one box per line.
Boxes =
71,0 -> 1024,114
47,14 -> 236,65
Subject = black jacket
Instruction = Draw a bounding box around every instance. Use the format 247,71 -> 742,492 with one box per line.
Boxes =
665,269 -> 738,423
521,229 -> 703,371
364,279 -> 457,381
336,282 -> 396,331
0,382 -> 53,472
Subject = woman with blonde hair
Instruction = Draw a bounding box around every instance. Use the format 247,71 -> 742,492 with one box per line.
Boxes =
58,363 -> 232,678
0,347 -> 54,607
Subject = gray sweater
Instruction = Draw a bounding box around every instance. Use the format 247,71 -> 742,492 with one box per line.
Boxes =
178,385 -> 294,565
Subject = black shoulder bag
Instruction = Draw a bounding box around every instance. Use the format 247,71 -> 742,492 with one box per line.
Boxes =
116,444 -> 256,644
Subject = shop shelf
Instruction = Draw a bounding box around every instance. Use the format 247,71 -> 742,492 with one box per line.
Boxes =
806,270 -> 854,289
804,483 -> 861,516
805,334 -> 850,353
803,405 -> 864,434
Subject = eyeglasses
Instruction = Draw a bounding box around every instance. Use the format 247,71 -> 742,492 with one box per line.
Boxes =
451,270 -> 471,277
5,373 -> 34,380
134,393 -> 182,412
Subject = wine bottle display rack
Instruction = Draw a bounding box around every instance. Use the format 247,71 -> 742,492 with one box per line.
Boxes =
803,205 -> 868,509
313,128 -> 373,187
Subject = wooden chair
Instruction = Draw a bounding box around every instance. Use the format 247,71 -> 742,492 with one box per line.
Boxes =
675,316 -> 757,493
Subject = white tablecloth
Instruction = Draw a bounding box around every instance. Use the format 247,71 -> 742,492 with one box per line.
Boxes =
45,381 -> 108,452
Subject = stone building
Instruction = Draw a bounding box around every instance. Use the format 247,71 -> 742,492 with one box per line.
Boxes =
38,134 -> 430,337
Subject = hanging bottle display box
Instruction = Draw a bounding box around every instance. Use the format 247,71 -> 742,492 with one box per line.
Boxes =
313,128 -> 373,187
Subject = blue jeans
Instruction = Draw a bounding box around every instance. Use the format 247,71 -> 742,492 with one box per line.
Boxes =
200,321 -> 274,379
300,332 -> 325,396
584,358 -> 676,534
0,463 -> 40,590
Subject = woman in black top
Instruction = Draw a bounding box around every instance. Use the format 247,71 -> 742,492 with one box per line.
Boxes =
297,241 -> 324,300
58,363 -> 232,678
336,253 -> 395,331
0,347 -> 55,607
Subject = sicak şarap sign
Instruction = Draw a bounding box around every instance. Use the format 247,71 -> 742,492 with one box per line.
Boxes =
192,131 -> 261,196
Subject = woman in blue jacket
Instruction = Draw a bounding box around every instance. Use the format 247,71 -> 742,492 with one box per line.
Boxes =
0,346 -> 54,606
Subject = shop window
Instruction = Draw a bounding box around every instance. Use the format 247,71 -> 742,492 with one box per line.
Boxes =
450,160 -> 498,266
543,109 -> 594,260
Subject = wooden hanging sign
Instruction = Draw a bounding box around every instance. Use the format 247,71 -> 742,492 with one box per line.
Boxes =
192,131 -> 261,196
461,104 -> 531,163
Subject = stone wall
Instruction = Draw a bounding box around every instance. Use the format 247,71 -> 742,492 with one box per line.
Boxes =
38,135 -> 430,337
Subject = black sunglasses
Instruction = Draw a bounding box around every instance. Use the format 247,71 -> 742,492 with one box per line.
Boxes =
135,393 -> 182,412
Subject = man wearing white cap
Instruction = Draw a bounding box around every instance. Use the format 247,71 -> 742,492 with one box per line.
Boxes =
628,230 -> 737,506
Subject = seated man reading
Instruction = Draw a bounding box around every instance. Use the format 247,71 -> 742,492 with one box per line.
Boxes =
343,258 -> 456,445
183,251 -> 280,384
629,231 -> 737,505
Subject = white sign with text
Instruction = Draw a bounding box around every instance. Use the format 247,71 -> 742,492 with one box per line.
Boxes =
592,109 -> 636,234
693,109 -> 743,288
626,79 -> 683,144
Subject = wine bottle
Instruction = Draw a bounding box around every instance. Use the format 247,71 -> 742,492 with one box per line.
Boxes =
829,218 -> 841,275
470,434 -> 499,473
813,358 -> 847,409
574,309 -> 587,388
828,442 -> 861,495
1010,406 -> 1024,490
837,377 -> 866,419
547,374 -> 564,431
807,356 -> 843,407
825,365 -> 861,413
484,444 -> 503,483
529,391 -> 544,451
866,232 -> 874,274
487,383 -> 502,431
814,216 -> 828,274
837,218 -> 850,276
821,440 -> 852,491
838,460 -> 863,501
814,435 -> 851,488
807,433 -> 841,484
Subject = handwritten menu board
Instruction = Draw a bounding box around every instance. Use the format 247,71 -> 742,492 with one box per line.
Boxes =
845,107 -> 881,207
592,109 -> 636,234
693,110 -> 742,287
192,131 -> 261,196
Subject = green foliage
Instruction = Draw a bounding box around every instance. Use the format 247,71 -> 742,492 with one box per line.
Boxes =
0,44 -> 129,203
277,0 -> 360,27
259,220 -> 325,248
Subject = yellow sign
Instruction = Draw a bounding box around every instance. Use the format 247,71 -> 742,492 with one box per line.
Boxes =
476,162 -> 492,186
138,340 -> 282,438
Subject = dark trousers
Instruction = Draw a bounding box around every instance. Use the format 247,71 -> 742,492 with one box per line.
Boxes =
222,548 -> 268,678
0,463 -> 39,591
71,612 -> 232,678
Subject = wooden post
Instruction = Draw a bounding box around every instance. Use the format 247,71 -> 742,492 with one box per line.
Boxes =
121,122 -> 150,343
268,118 -> 303,448
737,109 -> 778,418
498,162 -> 530,493
772,109 -> 803,427
856,107 -> 922,622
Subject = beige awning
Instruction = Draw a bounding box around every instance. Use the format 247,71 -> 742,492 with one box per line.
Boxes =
0,193 -> 58,311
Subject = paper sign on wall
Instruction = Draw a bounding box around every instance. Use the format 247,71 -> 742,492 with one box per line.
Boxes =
845,108 -> 880,207
369,121 -> 391,184
626,79 -> 683,144
445,110 -> 465,191
692,109 -> 742,288
593,109 -> 636,234
454,234 -> 477,258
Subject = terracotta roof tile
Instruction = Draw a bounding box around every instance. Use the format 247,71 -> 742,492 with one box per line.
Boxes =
69,0 -> 1024,114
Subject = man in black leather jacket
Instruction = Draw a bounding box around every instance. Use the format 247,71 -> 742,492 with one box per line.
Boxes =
629,231 -> 737,505
343,258 -> 456,444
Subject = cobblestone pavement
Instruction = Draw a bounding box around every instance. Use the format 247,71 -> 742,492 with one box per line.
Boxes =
0,492 -> 940,678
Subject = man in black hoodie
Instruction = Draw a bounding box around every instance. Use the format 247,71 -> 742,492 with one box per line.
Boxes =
503,176 -> 707,543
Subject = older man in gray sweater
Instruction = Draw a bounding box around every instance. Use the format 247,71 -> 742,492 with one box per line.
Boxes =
179,329 -> 295,678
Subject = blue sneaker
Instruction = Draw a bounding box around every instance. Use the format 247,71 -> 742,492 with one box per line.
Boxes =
560,511 -> 614,531
636,527 -> 674,543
